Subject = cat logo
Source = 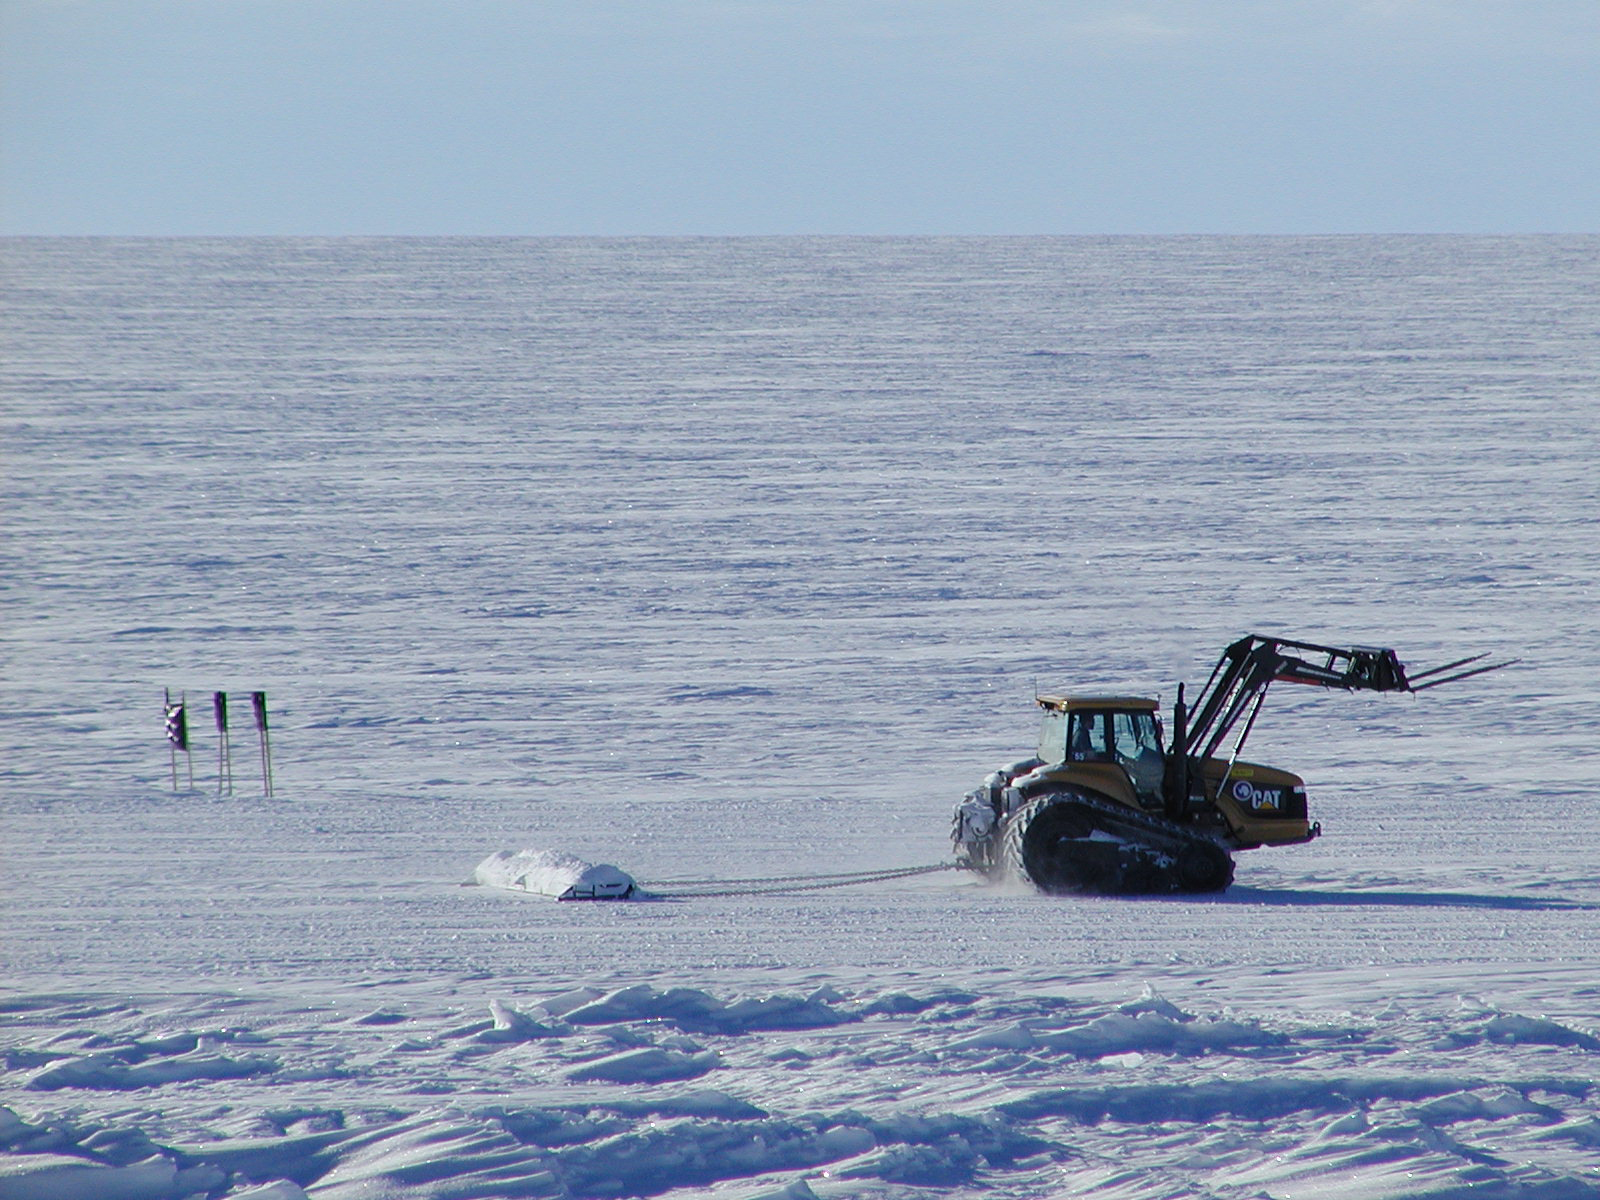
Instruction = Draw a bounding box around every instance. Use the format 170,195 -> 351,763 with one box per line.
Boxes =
1231,779 -> 1281,811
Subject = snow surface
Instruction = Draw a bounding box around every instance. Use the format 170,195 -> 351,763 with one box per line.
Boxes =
3,236 -> 1599,1198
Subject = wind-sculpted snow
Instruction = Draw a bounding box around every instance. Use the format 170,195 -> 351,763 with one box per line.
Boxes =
4,235 -> 1600,1197
2,982 -> 1597,1198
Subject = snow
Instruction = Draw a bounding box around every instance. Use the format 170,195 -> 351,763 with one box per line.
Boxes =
3,235 -> 1599,1198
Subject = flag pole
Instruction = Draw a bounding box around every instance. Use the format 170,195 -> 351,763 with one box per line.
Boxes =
183,690 -> 193,790
165,688 -> 177,791
214,691 -> 233,795
252,691 -> 274,796
164,689 -> 191,791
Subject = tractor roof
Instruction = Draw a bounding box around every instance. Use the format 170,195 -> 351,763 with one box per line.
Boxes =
1036,695 -> 1158,712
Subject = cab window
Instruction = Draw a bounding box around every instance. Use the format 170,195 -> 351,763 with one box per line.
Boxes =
1069,711 -> 1108,760
1038,710 -> 1068,762
1112,711 -> 1162,760
1112,711 -> 1165,801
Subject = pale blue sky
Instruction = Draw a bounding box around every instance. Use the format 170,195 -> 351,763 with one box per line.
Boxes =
3,0 -> 1596,234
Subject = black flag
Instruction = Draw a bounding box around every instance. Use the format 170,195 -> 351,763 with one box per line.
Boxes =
250,690 -> 274,796
213,691 -> 229,733
164,700 -> 189,750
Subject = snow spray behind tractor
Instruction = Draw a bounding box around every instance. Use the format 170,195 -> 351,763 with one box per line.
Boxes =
952,634 -> 1513,896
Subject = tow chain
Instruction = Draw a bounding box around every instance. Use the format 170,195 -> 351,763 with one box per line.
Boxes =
640,861 -> 960,898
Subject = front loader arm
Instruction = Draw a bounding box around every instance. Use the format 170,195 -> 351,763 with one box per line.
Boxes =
1183,635 -> 1416,763
1160,633 -> 1515,825
1177,633 -> 1517,769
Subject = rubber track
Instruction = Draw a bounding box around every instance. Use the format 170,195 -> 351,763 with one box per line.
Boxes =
998,789 -> 1235,895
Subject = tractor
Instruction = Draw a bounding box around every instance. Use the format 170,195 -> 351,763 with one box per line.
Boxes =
952,634 -> 1510,894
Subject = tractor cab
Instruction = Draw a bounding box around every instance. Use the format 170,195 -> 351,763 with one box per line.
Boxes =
1036,696 -> 1166,807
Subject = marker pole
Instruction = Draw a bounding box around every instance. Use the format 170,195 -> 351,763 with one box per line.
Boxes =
165,689 -> 177,791
164,689 -> 191,791
252,691 -> 274,796
183,692 -> 193,790
214,691 -> 233,795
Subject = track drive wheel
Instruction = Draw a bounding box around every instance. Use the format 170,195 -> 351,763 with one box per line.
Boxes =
1175,839 -> 1235,892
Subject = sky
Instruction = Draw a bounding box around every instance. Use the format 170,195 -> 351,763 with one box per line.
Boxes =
2,0 -> 1597,235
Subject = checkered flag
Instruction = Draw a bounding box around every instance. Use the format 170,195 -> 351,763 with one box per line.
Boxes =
164,698 -> 189,750
163,688 -> 193,792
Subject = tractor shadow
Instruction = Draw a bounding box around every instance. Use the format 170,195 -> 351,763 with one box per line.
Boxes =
1221,885 -> 1600,912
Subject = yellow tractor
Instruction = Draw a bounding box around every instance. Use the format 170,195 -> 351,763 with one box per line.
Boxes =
952,634 -> 1510,894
